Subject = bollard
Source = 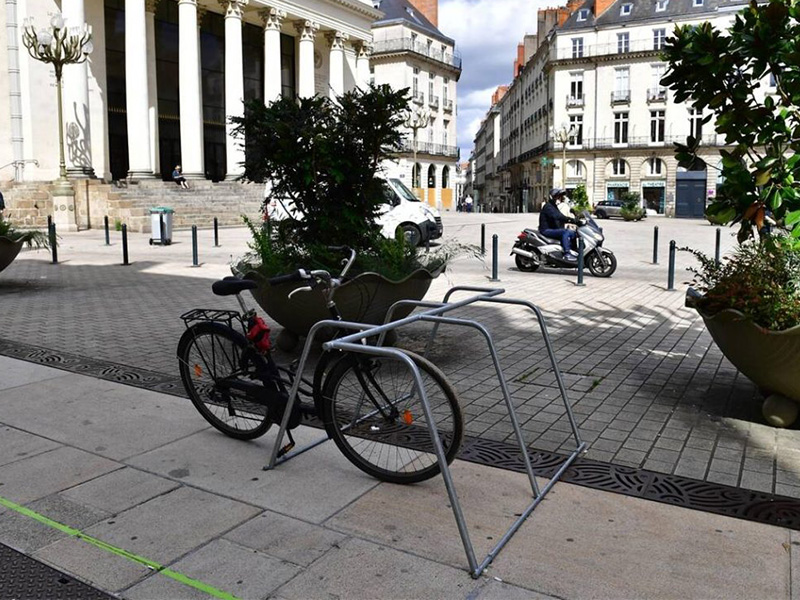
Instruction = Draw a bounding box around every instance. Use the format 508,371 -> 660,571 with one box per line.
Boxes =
715,227 -> 721,266
49,222 -> 58,264
481,223 -> 486,256
653,226 -> 659,265
192,225 -> 199,267
667,240 -> 676,291
213,217 -> 220,247
159,214 -> 166,246
104,216 -> 110,246
490,234 -> 500,282
576,237 -> 586,287
122,224 -> 129,266
47,215 -> 52,231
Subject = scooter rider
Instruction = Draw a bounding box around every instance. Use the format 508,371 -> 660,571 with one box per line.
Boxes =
539,188 -> 578,261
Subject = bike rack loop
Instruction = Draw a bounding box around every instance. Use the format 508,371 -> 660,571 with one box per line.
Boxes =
264,287 -> 586,578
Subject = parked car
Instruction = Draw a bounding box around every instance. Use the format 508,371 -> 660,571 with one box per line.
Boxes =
593,200 -> 623,219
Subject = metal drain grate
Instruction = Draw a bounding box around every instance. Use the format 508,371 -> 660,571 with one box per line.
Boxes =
0,543 -> 115,600
2,337 -> 800,531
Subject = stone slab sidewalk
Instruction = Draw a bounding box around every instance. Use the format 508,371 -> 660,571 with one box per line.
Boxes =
0,356 -> 796,599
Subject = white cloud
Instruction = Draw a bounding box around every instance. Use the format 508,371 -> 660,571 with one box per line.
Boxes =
437,0 -> 556,155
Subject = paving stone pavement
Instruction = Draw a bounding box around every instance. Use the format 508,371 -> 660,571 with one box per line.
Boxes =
1,214 -> 798,499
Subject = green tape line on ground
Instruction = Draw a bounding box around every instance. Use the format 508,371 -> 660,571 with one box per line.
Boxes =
0,494 -> 240,600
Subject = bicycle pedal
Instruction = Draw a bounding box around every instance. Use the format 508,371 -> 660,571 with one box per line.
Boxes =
277,442 -> 295,458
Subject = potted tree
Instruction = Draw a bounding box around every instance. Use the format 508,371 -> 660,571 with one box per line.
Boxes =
662,0 -> 800,426
0,217 -> 48,274
231,85 -> 464,349
619,191 -> 646,221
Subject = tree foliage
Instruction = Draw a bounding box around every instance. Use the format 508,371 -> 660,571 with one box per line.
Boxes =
662,0 -> 800,244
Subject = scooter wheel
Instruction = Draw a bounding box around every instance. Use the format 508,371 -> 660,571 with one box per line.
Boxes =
515,253 -> 540,272
586,251 -> 617,277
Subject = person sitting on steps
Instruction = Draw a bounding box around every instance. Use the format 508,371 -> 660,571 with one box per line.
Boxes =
539,188 -> 578,261
172,165 -> 189,189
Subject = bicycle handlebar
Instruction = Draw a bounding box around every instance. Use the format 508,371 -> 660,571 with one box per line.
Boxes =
268,269 -> 309,286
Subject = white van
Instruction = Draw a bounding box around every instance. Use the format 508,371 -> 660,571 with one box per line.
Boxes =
264,177 -> 443,247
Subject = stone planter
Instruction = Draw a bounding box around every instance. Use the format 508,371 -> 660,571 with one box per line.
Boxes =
0,237 -> 24,274
247,266 -> 444,350
687,288 -> 800,427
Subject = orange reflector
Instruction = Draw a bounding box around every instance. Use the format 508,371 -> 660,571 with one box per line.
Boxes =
194,364 -> 203,377
403,410 -> 413,425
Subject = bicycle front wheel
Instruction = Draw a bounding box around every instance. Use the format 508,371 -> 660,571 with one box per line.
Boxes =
320,350 -> 463,484
177,322 -> 272,440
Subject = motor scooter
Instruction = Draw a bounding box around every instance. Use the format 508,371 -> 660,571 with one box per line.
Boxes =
510,211 -> 617,277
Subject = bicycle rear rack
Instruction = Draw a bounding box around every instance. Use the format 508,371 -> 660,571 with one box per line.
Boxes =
264,286 -> 585,578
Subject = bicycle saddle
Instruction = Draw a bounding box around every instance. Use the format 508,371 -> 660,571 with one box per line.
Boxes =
212,277 -> 258,296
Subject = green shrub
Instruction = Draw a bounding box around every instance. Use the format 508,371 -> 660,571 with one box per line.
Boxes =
620,191 -> 645,221
570,184 -> 591,214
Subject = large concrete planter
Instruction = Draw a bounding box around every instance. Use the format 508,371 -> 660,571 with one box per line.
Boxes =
247,266 -> 444,349
0,237 -> 24,274
687,288 -> 800,427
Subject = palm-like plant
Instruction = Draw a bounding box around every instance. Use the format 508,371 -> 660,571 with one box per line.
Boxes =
0,217 -> 49,248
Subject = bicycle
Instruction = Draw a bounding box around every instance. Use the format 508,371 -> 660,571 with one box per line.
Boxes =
176,247 -> 464,484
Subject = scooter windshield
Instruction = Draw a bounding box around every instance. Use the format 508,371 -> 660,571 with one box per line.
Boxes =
579,210 -> 602,232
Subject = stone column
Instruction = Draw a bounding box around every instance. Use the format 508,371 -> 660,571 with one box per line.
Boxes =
294,20 -> 318,99
178,0 -> 204,178
355,41 -> 372,91
125,0 -> 153,179
222,0 -> 247,179
326,31 -> 347,98
145,0 -> 160,177
62,0 -> 94,178
260,7 -> 285,103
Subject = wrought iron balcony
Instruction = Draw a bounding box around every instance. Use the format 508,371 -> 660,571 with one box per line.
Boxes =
412,91 -> 424,105
647,88 -> 667,103
371,38 -> 462,70
566,95 -> 584,108
611,90 -> 631,105
552,38 -> 663,61
443,99 -> 453,112
399,138 -> 459,158
429,95 -> 439,108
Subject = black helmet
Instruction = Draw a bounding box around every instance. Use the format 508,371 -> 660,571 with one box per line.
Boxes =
549,188 -> 566,201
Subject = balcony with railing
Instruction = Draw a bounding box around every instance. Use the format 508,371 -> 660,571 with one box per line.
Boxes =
552,38 -> 662,61
399,138 -> 459,158
443,99 -> 453,112
586,134 -> 720,150
647,88 -> 667,103
611,90 -> 631,105
412,91 -> 424,105
566,94 -> 584,108
428,94 -> 439,109
372,38 -> 463,70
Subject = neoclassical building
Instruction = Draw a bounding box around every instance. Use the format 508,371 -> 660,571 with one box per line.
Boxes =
370,0 -> 460,210
0,0 -> 380,184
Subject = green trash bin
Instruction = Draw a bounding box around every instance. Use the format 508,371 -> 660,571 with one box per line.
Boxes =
149,207 -> 174,245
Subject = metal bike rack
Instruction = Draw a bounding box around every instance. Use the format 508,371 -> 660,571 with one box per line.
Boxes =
265,286 -> 585,578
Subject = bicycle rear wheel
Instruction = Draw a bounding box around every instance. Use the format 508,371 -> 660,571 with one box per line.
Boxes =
320,349 -> 463,484
177,322 -> 272,440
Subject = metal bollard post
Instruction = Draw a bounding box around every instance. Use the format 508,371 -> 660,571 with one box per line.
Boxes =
49,223 -> 58,264
159,215 -> 165,246
47,215 -> 52,231
576,237 -> 586,287
715,227 -> 721,266
192,225 -> 199,267
104,216 -> 110,246
653,226 -> 659,265
213,217 -> 220,247
481,223 -> 486,256
490,234 -> 500,282
122,224 -> 129,266
667,240 -> 676,291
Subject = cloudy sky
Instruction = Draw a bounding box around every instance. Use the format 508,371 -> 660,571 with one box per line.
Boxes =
436,0 -> 557,159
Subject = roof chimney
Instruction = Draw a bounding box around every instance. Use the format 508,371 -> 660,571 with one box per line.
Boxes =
407,0 -> 438,27
594,0 -> 615,17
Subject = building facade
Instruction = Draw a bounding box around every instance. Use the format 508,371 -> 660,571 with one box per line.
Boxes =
476,0 -> 756,217
370,0 -> 460,210
0,0 -> 380,184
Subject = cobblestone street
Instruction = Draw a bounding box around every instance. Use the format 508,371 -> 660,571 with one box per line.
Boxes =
2,213 -> 797,498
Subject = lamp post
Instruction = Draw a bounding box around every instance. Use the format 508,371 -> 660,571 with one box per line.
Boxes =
404,107 -> 430,192
550,121 -> 577,189
22,13 -> 93,230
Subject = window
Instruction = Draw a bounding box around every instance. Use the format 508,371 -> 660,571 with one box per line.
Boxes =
689,108 -> 704,139
443,77 -> 449,103
427,121 -> 434,143
569,115 -> 583,145
570,160 -> 584,177
443,120 -> 449,146
653,28 -> 666,50
612,159 -> 627,175
650,63 -> 666,100
620,3 -> 633,15
428,72 -> 434,99
577,8 -> 589,21
572,37 -> 584,59
656,0 -> 668,11
693,0 -> 703,6
648,157 -> 663,175
413,67 -> 419,96
614,112 -> 629,144
570,72 -> 584,100
411,33 -> 417,48
369,66 -> 375,86
617,32 -> 630,53
650,110 -> 665,142
614,67 -> 630,102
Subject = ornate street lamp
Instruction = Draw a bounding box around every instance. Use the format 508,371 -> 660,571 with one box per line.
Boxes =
22,13 -> 93,198
404,107 -> 430,190
550,121 -> 577,189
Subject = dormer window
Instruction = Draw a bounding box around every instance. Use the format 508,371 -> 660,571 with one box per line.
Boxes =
693,0 -> 703,5
620,3 -> 633,16
577,8 -> 589,21
656,0 -> 669,11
